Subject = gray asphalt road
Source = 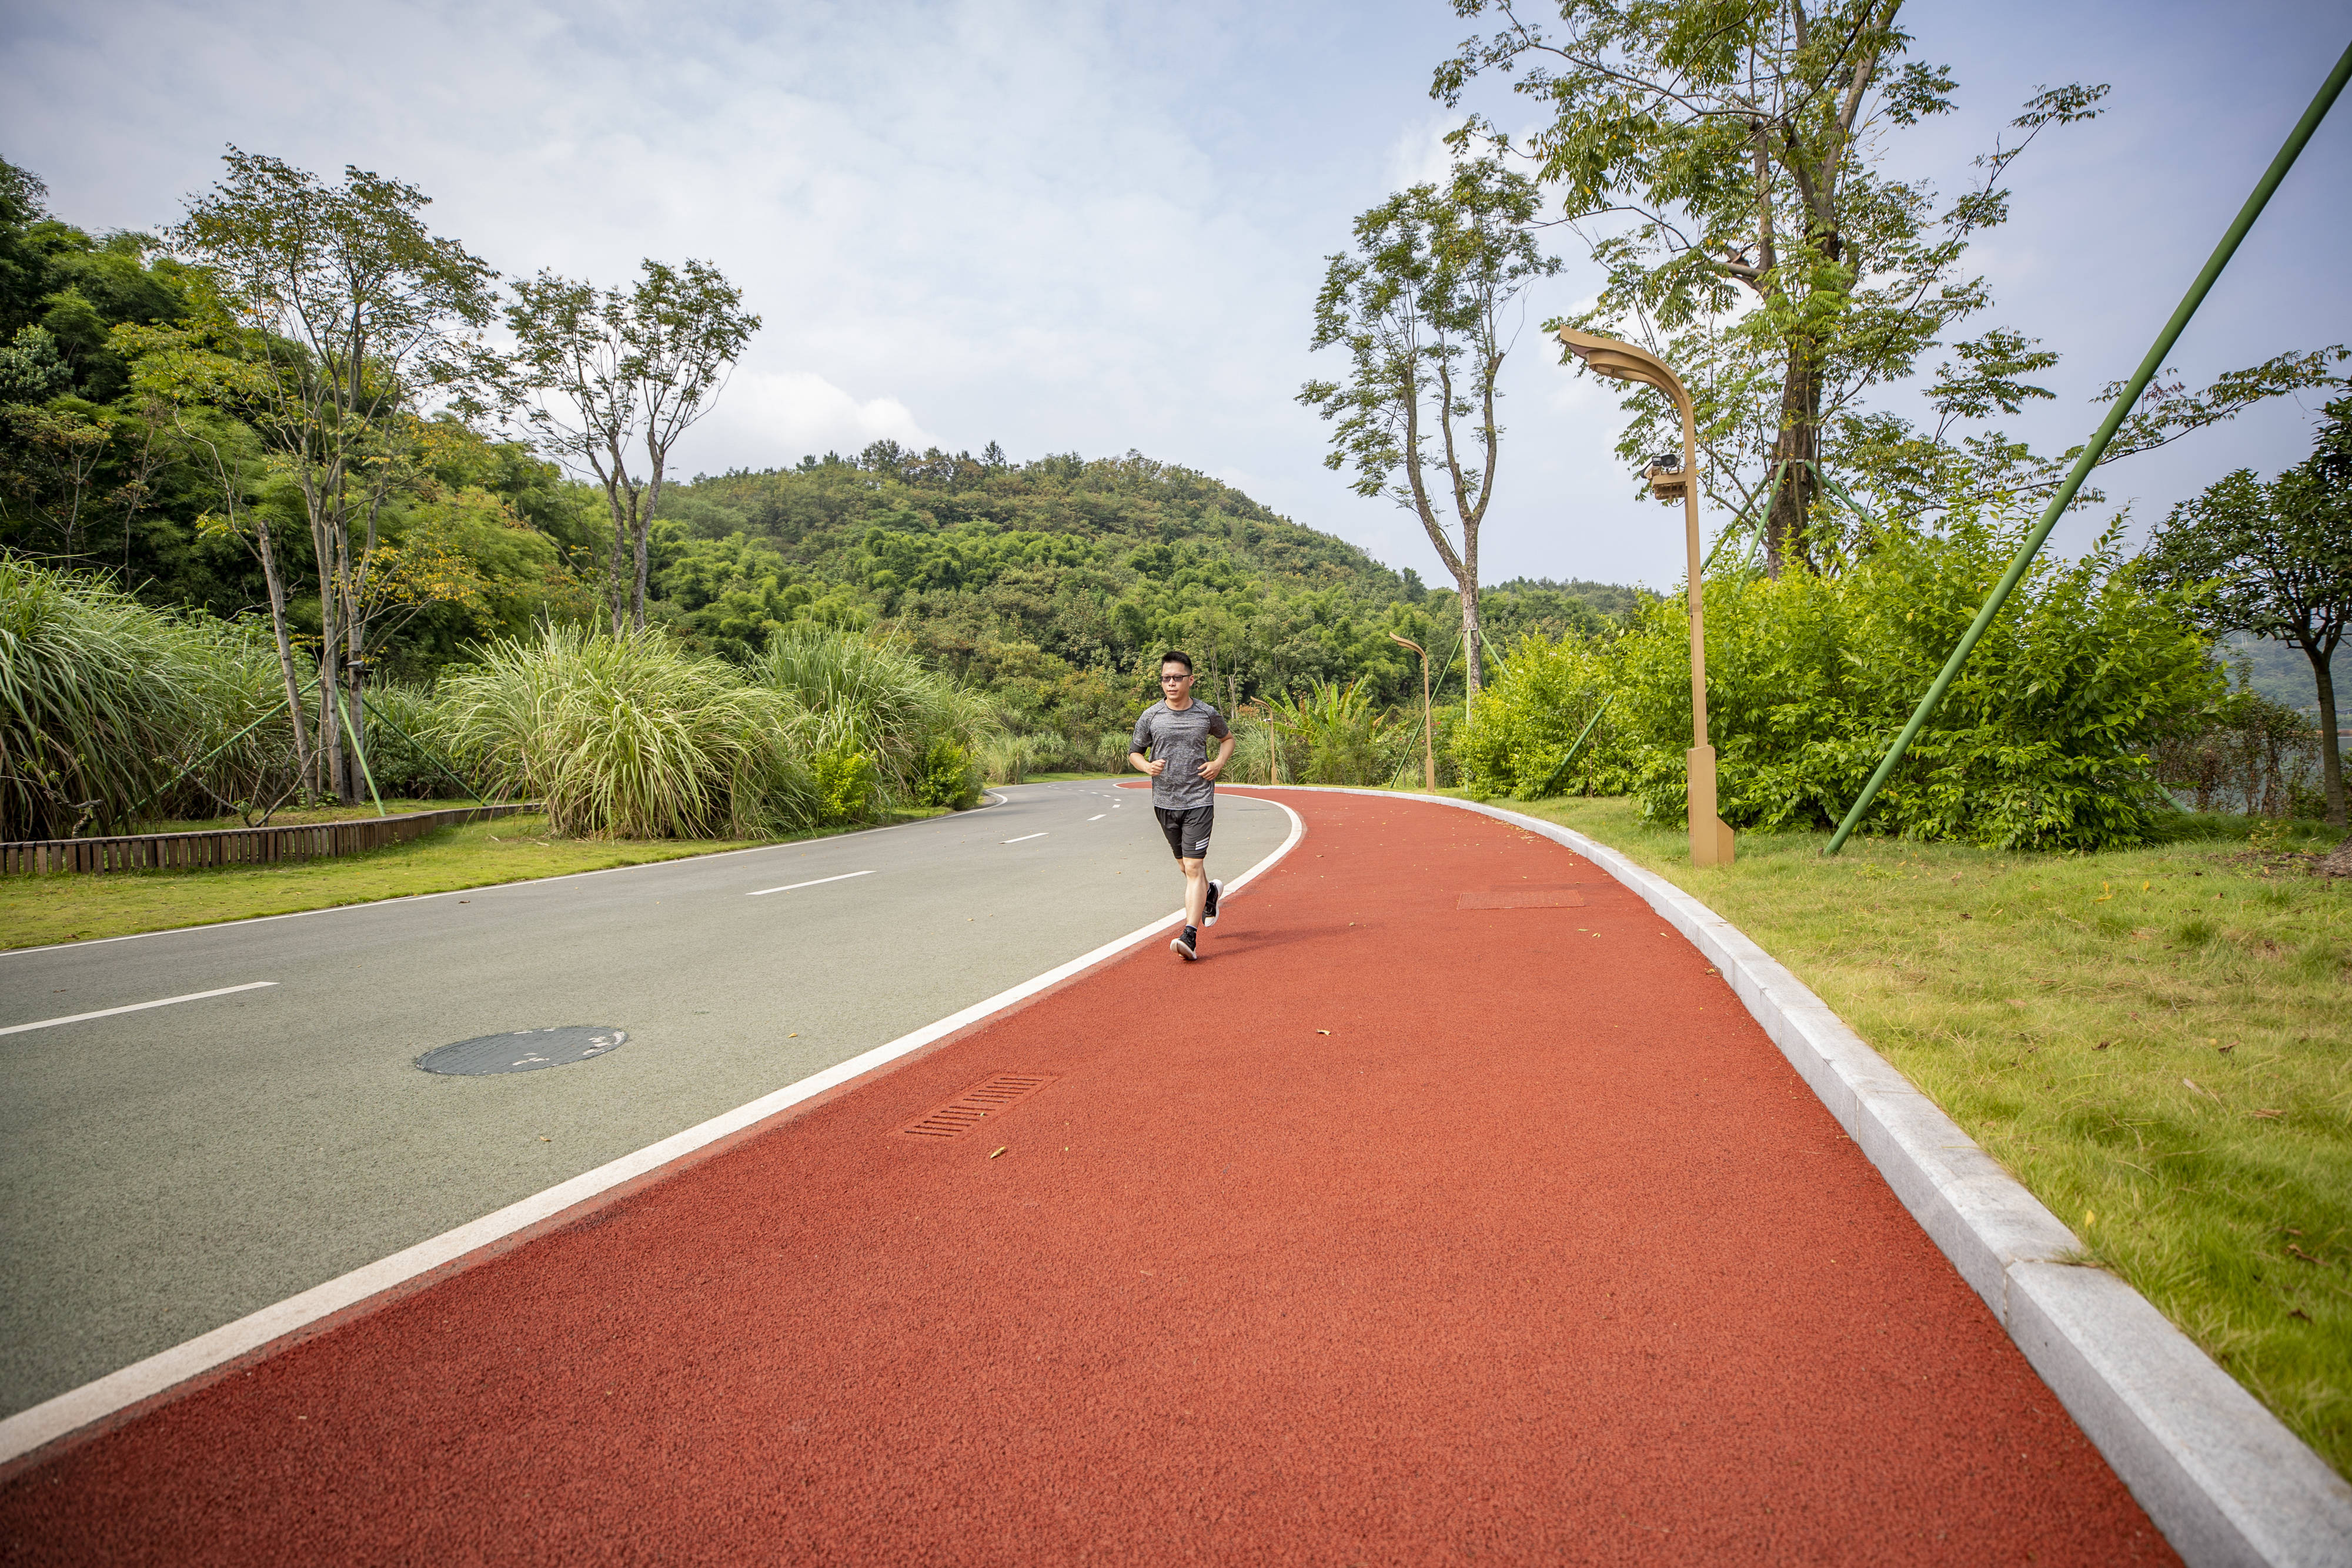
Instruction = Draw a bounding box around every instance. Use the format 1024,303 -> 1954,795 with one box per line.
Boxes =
0,783 -> 1290,1417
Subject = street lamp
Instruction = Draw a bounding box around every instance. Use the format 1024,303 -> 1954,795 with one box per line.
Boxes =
1556,326 -> 1735,868
1388,632 -> 1435,790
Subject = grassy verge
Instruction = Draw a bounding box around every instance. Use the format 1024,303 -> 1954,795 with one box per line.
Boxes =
1,808 -> 948,951
1484,793 -> 2350,1476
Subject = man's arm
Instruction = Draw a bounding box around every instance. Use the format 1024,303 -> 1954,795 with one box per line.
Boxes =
1130,710 -> 1164,777
1200,731 -> 1235,781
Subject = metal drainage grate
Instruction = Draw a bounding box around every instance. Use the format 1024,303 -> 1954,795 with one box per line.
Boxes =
1458,888 -> 1587,909
899,1072 -> 1058,1138
417,1026 -> 628,1076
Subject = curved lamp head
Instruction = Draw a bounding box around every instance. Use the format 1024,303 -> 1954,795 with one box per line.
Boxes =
1556,326 -> 1690,410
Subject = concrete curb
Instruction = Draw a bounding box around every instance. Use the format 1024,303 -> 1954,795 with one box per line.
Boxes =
1261,785 -> 2352,1568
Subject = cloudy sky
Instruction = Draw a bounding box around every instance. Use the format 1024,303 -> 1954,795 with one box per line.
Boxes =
6,0 -> 2347,592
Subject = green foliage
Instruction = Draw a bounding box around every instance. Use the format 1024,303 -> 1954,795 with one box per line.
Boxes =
1459,516 -> 2217,849
811,744 -> 877,827
748,624 -> 990,807
916,736 -> 981,810
355,683 -> 476,803
1262,678 -> 1391,787
0,554 -> 212,838
431,622 -> 815,839
1452,633 -> 1631,801
2156,687 -> 2336,819
978,731 -> 1059,785
2144,396 -> 2352,821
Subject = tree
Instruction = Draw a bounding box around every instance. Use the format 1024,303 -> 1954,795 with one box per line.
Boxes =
169,148 -> 495,801
497,259 -> 759,631
1434,1 -> 2123,573
2143,397 -> 2352,825
116,312 -> 316,784
1299,155 -> 1559,710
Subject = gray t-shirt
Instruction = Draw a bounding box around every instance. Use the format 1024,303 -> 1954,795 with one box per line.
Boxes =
1132,699 -> 1230,810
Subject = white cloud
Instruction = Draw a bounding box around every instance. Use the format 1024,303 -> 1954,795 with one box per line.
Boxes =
673,370 -> 937,476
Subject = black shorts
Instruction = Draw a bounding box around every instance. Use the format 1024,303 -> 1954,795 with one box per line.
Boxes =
1155,803 -> 1214,860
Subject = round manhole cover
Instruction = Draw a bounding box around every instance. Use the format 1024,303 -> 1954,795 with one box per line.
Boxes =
416,1027 -> 628,1076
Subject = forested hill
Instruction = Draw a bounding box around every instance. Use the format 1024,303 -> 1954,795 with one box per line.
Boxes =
646,442 -> 1625,751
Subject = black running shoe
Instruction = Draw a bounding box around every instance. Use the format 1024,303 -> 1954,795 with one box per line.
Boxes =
1202,878 -> 1222,927
1171,926 -> 1198,961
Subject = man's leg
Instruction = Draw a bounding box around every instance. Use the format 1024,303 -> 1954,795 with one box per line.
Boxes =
1180,856 -> 1209,928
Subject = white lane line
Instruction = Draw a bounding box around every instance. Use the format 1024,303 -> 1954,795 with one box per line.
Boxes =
746,870 -> 875,897
1003,833 -> 1048,844
1088,815 -> 1105,821
0,981 -> 278,1038
0,797 -> 1307,1470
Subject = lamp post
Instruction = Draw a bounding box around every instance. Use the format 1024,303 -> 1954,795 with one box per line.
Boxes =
1388,632 -> 1435,789
1556,327 -> 1733,868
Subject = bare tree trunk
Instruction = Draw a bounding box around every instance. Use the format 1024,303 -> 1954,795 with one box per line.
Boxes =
252,514 -> 313,787
310,505 -> 352,804
610,499 -> 631,635
2307,635 -> 2344,826
1765,358 -> 1822,577
636,457 -> 664,632
1458,536 -> 1483,711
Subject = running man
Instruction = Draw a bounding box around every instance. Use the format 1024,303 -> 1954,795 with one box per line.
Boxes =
1130,650 -> 1234,961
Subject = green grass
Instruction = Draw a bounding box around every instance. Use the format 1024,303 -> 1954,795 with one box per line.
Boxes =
1489,793 -> 2350,1477
1,808 -> 948,951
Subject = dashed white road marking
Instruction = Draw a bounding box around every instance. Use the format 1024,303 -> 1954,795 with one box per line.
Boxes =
1088,814 -> 1105,821
746,870 -> 876,897
0,981 -> 278,1037
1003,833 -> 1048,844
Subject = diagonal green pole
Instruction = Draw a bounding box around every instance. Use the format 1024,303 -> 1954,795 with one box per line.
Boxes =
359,690 -> 488,807
1826,38 -> 2352,855
1536,693 -> 1616,797
333,684 -> 387,817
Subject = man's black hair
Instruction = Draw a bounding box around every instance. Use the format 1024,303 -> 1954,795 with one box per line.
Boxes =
1159,650 -> 1194,673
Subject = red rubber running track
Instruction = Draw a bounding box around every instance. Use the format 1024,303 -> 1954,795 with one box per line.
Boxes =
1,789 -> 2177,1565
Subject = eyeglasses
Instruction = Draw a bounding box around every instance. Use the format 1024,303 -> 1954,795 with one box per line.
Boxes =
1160,673 -> 1189,683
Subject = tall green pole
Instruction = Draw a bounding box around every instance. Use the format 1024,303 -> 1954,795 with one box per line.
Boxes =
1826,39 -> 2352,855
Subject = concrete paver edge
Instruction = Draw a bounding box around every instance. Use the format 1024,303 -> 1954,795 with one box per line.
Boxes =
0,796 -> 1307,1473
1268,785 -> 2352,1568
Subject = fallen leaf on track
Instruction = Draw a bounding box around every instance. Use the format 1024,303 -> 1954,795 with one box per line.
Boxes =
989,1146 -> 1007,1159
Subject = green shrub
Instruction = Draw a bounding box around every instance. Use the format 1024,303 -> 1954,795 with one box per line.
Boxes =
813,744 -> 878,825
750,626 -> 991,807
433,622 -> 814,839
1457,514 -> 2217,850
978,732 -> 1057,785
355,683 -> 479,802
915,736 -> 981,809
1262,678 -> 1389,785
0,556 -> 296,838
1452,637 -> 1629,800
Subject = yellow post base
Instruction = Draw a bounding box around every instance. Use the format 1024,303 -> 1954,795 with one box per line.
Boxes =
1687,745 -> 1722,867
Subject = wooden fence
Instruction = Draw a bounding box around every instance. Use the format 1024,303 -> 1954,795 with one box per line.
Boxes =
1,803 -> 541,875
